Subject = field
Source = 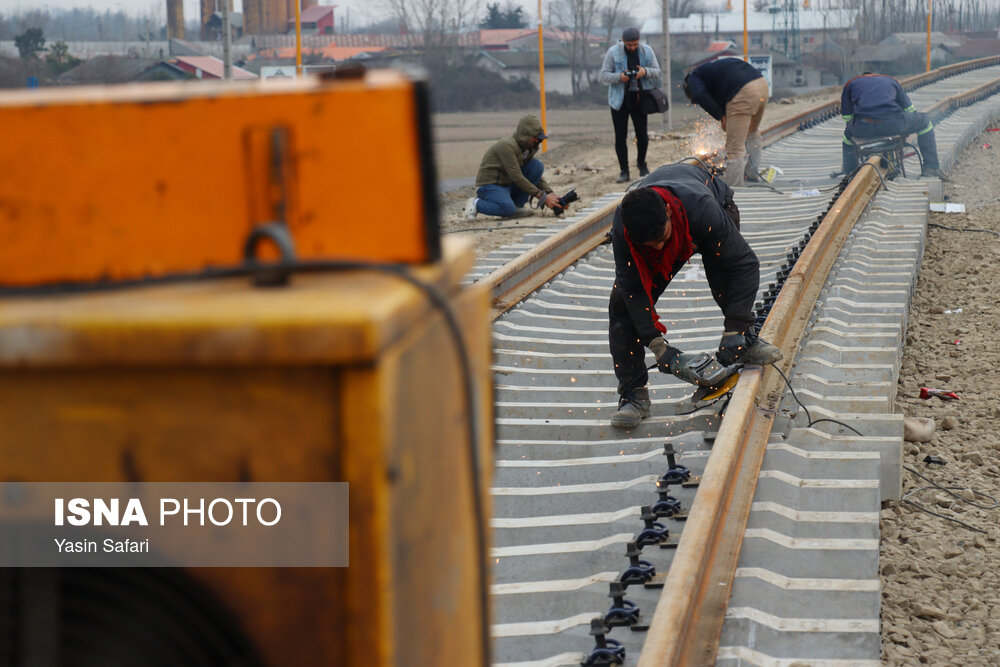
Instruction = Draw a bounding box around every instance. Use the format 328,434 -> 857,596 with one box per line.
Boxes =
431,87 -> 842,256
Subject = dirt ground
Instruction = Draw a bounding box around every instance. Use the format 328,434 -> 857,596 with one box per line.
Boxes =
882,130 -> 1000,665
432,87 -> 841,257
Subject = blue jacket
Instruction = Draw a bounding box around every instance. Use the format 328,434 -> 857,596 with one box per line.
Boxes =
841,74 -> 916,122
599,41 -> 661,111
684,58 -> 762,120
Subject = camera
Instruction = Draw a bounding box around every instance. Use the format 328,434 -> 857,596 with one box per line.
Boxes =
553,189 -> 579,217
624,69 -> 640,91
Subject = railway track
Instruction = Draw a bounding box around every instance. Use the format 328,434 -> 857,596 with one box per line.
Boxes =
470,59 -> 1000,667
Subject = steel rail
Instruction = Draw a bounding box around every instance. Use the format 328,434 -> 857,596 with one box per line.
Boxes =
635,156 -> 886,666
759,54 -> 1000,144
484,64 -> 1000,665
634,67 -> 1000,667
481,57 -> 1000,321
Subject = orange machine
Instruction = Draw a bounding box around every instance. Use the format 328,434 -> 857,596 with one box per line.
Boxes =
0,69 -> 439,290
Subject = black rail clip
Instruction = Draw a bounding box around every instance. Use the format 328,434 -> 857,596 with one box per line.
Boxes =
581,618 -> 625,666
618,541 -> 661,589
635,505 -> 674,549
660,443 -> 698,487
605,581 -> 650,632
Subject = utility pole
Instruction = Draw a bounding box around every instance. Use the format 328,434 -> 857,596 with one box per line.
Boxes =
295,0 -> 303,77
661,0 -> 672,130
222,0 -> 233,80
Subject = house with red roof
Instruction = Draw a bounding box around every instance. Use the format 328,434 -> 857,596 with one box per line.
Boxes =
173,56 -> 257,80
287,5 -> 337,36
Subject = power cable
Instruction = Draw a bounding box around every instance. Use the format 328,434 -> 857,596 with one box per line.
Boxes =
928,222 -> 1000,237
901,465 -> 998,534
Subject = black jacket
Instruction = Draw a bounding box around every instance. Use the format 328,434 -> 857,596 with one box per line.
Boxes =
685,58 -> 763,120
611,163 -> 760,345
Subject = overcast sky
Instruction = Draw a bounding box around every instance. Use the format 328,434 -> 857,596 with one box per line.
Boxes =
0,1 -> 406,30
0,0 -> 677,29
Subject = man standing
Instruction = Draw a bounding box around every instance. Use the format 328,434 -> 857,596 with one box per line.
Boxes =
608,162 -> 781,428
599,27 -> 661,184
465,114 -> 560,220
840,72 -> 942,177
683,58 -> 769,187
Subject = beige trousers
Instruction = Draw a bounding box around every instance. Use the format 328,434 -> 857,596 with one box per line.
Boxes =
722,77 -> 769,187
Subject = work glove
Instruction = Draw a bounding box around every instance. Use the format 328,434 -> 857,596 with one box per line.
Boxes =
648,337 -> 681,375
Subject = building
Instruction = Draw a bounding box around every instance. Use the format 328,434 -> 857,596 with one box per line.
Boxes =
172,55 -> 257,79
287,5 -> 336,35
476,49 -> 574,94
57,56 -> 190,85
641,8 -> 857,57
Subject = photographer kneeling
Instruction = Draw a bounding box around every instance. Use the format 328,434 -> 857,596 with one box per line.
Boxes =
599,27 -> 661,184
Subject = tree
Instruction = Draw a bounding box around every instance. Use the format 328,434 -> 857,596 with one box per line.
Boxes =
551,0 -> 601,95
598,0 -> 640,50
502,5 -> 526,28
481,3 -> 504,27
377,0 -> 481,67
45,40 -> 80,75
481,2 -> 526,28
14,27 -> 45,60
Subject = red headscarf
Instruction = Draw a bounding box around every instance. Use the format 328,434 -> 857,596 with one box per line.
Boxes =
623,186 -> 694,334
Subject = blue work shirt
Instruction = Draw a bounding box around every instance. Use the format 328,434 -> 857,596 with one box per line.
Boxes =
841,74 -> 916,122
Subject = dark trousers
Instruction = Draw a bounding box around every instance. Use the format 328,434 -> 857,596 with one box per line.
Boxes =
608,284 -> 664,396
611,103 -> 648,173
608,199 -> 743,398
842,112 -> 939,173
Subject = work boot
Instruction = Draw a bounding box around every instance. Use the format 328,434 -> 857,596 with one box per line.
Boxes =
611,387 -> 651,429
464,197 -> 478,220
742,337 -> 783,366
637,162 -> 650,177
615,170 -> 631,184
921,166 -> 943,178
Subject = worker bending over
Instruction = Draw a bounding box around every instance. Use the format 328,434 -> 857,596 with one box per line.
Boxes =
608,162 -> 781,428
683,58 -> 769,187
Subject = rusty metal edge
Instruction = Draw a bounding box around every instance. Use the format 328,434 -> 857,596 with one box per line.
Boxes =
485,198 -> 618,320
635,158 -> 885,667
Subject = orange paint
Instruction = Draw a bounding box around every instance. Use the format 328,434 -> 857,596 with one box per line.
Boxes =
0,70 -> 436,288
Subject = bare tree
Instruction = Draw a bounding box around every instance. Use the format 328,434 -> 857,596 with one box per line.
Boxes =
599,0 -> 641,47
550,0 -> 604,94
378,0 -> 482,65
670,0 -> 706,19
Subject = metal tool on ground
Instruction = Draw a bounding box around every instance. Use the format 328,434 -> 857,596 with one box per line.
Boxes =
919,387 -> 960,401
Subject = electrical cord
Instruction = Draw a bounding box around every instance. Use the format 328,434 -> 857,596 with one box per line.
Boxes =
3,258 -> 493,667
929,222 -> 1000,237
846,161 -> 888,191
901,465 -> 999,534
774,360 -> 997,534
770,363 -> 864,435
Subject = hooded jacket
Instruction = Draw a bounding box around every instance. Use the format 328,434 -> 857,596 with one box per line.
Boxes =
474,115 -> 552,195
611,162 -> 760,345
